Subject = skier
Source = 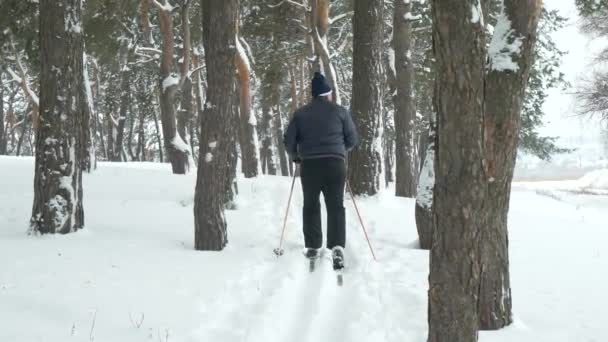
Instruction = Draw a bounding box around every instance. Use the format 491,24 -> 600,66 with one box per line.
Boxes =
284,72 -> 359,270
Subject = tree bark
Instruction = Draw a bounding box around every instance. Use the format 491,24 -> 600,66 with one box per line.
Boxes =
428,0 -> 486,341
393,0 -> 417,197
348,0 -> 384,196
153,0 -> 190,174
194,0 -> 238,251
478,0 -> 542,330
30,0 -> 85,234
415,122 -> 435,250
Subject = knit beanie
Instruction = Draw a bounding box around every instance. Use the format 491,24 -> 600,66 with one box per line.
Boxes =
311,72 -> 332,97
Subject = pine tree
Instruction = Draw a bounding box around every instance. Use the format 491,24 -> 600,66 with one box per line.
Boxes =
193,0 -> 239,251
30,0 -> 86,234
428,0 -> 542,339
348,0 -> 384,196
393,0 -> 417,197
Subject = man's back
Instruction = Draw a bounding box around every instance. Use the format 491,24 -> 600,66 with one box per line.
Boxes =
284,97 -> 358,161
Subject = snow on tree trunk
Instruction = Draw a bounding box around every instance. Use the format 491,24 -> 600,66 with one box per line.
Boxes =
235,35 -> 259,178
152,0 -> 190,174
393,0 -> 418,197
348,0 -> 384,196
479,0 -> 542,330
194,0 -> 238,251
415,123 -> 435,250
30,0 -> 85,234
428,0 -> 487,341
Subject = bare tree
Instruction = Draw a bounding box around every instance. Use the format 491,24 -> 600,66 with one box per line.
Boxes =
30,0 -> 86,234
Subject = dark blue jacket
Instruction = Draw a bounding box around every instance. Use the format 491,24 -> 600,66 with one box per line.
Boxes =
284,98 -> 359,161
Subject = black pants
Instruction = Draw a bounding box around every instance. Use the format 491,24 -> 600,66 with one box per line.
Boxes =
300,157 -> 346,249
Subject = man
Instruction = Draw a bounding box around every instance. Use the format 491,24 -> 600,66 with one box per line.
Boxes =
284,72 -> 359,270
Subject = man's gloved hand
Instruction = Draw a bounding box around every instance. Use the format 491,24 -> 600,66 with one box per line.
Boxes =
293,157 -> 302,164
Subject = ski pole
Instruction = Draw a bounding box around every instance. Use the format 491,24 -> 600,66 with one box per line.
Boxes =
346,180 -> 377,261
274,167 -> 298,256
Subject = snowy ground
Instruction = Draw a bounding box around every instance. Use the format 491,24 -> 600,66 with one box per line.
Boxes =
1,157 -> 607,342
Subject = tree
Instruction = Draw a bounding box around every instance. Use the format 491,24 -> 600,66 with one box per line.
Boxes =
479,0 -> 542,330
194,0 -> 238,250
235,33 -> 260,178
414,119 -> 435,250
393,0 -> 417,197
150,0 -> 191,174
428,0 -> 487,339
428,0 -> 542,340
30,0 -> 86,234
348,0 -> 384,196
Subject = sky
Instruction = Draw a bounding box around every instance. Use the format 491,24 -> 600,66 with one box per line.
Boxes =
541,0 -> 605,143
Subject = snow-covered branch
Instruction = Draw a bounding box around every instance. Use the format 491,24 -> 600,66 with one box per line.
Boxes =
328,11 -> 353,25
268,0 -> 308,10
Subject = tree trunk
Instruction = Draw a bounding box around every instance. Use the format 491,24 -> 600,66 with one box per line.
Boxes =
415,122 -> 435,250
152,91 -> 164,162
260,67 -> 278,176
194,0 -> 238,251
235,36 -> 259,178
114,47 -> 131,162
274,104 -> 289,176
348,0 -> 384,196
478,0 -> 542,330
310,0 -> 340,104
82,54 -> 95,171
428,0 -> 487,341
153,1 -> 190,174
30,0 -> 85,234
393,0 -> 417,197
0,79 -> 6,155
178,1 -> 193,155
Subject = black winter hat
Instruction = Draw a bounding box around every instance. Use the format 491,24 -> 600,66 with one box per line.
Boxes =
311,72 -> 332,97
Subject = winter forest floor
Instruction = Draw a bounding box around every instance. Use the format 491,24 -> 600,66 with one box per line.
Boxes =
1,156 -> 607,342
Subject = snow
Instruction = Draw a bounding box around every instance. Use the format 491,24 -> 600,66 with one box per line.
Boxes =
1,157 -> 608,342
162,75 -> 179,94
388,47 -> 396,78
170,132 -> 191,154
471,0 -> 484,26
488,6 -> 524,72
205,152 -> 213,162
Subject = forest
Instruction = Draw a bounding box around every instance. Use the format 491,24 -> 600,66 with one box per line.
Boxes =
1,0 -> 608,341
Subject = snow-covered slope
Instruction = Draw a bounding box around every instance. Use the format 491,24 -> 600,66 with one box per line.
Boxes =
1,157 -> 607,342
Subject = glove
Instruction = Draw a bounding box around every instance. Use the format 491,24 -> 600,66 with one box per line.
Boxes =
293,157 -> 302,164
